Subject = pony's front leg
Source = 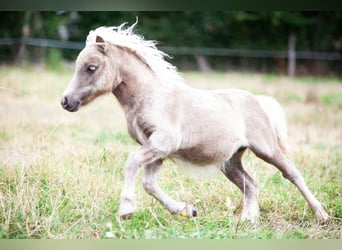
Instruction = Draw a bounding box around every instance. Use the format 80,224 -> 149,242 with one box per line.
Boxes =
118,152 -> 140,219
143,160 -> 198,218
119,131 -> 197,219
118,142 -> 163,219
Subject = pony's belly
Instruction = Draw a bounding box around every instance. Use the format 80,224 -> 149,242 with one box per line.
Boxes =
172,146 -> 229,166
170,131 -> 247,167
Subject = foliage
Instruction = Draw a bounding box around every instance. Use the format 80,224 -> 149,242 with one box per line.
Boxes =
0,11 -> 341,75
1,11 -> 341,51
69,11 -> 341,51
46,49 -> 64,71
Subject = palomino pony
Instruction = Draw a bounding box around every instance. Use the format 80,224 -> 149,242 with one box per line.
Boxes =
61,22 -> 329,224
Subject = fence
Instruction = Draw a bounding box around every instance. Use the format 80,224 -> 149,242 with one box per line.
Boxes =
1,37 -> 341,76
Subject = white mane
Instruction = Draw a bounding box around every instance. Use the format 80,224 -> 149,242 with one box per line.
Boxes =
86,21 -> 184,85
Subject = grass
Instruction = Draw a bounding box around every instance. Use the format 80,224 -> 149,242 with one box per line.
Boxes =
0,66 -> 341,239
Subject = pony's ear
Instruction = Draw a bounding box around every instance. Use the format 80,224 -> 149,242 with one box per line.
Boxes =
96,35 -> 105,43
95,35 -> 107,54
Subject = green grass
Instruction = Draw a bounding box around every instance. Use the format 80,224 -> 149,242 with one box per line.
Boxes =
0,66 -> 341,239
296,75 -> 342,84
319,92 -> 342,110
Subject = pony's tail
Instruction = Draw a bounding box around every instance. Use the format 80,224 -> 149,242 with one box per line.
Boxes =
256,95 -> 289,154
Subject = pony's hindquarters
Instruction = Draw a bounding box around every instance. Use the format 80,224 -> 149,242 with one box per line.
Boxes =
256,95 -> 288,154
251,95 -> 329,224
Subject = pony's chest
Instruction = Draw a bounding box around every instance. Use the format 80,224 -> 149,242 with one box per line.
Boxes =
126,115 -> 154,145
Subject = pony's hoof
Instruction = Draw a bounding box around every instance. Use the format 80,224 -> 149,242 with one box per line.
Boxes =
240,215 -> 260,225
180,205 -> 198,218
191,208 -> 198,217
120,213 -> 133,220
319,218 -> 329,225
313,207 -> 330,225
317,211 -> 330,225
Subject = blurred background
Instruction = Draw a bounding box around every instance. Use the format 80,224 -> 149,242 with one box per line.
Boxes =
0,11 -> 341,76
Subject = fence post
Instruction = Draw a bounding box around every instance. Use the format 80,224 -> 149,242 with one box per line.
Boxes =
288,33 -> 296,77
195,54 -> 212,72
14,12 -> 32,65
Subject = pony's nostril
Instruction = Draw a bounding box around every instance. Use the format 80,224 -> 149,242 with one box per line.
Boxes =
61,96 -> 68,108
61,96 -> 81,112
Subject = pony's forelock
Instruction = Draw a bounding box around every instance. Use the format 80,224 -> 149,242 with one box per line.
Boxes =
86,21 -> 183,84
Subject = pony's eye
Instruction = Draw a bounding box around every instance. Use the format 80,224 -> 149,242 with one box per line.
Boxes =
86,65 -> 97,72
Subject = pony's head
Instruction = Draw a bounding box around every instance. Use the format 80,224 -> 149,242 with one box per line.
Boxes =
61,21 -> 182,112
61,34 -> 122,112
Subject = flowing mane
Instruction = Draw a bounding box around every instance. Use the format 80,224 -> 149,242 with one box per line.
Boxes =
86,22 -> 184,85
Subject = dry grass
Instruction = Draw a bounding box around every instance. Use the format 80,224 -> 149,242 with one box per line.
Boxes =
0,66 -> 341,239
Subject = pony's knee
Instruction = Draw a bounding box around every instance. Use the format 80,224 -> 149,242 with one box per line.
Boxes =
142,175 -> 156,195
124,152 -> 140,174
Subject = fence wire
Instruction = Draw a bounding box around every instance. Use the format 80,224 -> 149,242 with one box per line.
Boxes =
1,37 -> 341,61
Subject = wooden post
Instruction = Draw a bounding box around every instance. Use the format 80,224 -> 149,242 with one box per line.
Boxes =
195,54 -> 212,72
288,33 -> 296,77
15,11 -> 32,65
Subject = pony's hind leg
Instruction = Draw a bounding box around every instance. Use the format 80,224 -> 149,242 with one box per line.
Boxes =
143,160 -> 197,217
250,145 -> 329,224
221,147 -> 260,223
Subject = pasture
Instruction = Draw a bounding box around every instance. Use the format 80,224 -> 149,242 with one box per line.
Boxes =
0,66 -> 341,239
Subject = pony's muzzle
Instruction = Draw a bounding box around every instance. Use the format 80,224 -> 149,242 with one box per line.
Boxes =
61,96 -> 81,112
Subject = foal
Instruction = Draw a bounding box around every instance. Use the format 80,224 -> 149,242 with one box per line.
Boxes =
61,23 -> 329,224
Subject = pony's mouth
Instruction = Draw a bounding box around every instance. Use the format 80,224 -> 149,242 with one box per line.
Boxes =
61,96 -> 81,112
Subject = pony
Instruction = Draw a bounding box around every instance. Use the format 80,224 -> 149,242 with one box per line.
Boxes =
61,22 -> 329,224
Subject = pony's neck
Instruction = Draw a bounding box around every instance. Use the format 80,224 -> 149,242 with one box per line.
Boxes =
112,47 -> 160,110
